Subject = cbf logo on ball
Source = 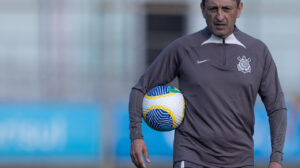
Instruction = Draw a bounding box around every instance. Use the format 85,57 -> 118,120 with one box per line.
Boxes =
237,56 -> 251,73
142,85 -> 185,131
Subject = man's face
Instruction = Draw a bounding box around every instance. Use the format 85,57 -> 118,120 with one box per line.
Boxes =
201,0 -> 243,39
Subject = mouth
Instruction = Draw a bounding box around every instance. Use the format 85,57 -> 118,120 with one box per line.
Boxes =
214,23 -> 226,29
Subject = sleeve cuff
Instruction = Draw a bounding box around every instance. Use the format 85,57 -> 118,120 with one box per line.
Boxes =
270,151 -> 283,163
130,125 -> 143,141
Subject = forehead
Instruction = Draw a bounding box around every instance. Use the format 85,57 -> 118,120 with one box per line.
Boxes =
205,0 -> 236,6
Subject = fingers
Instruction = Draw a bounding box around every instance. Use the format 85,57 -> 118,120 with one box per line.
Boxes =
143,146 -> 151,163
130,145 -> 139,167
130,150 -> 146,168
130,139 -> 150,168
137,151 -> 146,168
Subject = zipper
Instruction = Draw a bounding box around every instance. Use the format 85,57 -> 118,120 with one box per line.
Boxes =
222,38 -> 226,65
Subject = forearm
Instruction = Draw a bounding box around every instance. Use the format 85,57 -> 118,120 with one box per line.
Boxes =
268,108 -> 287,162
129,88 -> 145,141
128,40 -> 180,142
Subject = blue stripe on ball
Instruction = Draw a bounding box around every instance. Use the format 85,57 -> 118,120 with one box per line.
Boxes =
147,85 -> 175,97
145,108 -> 174,131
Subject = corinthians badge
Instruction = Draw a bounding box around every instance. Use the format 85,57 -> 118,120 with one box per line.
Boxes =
237,56 -> 251,73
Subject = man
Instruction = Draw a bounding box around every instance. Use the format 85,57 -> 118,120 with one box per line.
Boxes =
129,0 -> 287,167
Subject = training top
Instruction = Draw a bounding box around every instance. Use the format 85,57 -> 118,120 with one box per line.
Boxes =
129,27 -> 287,167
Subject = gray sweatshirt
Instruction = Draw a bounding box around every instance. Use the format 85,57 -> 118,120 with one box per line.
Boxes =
129,27 -> 287,167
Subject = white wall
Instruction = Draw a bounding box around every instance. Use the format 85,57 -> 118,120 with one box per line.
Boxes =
0,0 -> 299,102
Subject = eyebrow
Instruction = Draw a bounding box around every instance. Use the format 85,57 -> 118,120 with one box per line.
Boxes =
206,4 -> 234,9
222,6 -> 233,9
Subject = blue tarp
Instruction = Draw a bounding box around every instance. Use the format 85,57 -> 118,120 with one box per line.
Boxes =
0,103 -> 102,163
115,101 -> 300,164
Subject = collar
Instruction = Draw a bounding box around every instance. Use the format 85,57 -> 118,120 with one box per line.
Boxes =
201,28 -> 246,48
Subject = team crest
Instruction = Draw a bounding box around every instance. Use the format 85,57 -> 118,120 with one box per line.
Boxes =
237,56 -> 251,73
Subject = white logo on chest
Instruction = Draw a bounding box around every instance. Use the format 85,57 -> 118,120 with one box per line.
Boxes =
237,56 -> 251,73
196,59 -> 208,64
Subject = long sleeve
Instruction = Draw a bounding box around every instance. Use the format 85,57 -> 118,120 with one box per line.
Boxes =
258,46 -> 287,163
129,41 -> 182,141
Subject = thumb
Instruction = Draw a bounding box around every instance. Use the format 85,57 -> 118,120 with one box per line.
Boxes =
143,146 -> 151,163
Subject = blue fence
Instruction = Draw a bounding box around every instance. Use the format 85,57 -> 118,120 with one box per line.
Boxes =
114,101 -> 300,165
254,103 -> 300,164
0,103 -> 102,163
115,101 -> 173,164
1,101 -> 299,165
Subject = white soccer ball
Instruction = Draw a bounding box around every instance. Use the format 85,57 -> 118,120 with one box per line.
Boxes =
142,85 -> 185,131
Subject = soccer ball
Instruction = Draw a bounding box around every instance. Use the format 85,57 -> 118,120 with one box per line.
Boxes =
142,85 -> 185,131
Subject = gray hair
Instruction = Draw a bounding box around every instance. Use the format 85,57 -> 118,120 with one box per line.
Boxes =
201,0 -> 241,6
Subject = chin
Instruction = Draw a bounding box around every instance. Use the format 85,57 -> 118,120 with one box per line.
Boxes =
213,29 -> 232,38
212,32 -> 227,38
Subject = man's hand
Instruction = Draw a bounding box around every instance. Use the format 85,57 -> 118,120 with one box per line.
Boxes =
268,162 -> 282,168
130,139 -> 151,168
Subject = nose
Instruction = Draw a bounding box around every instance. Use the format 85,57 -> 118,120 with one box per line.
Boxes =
216,9 -> 225,21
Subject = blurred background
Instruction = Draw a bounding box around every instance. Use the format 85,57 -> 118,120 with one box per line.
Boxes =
0,0 -> 299,167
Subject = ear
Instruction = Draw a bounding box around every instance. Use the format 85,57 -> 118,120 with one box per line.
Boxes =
237,2 -> 243,18
200,3 -> 205,18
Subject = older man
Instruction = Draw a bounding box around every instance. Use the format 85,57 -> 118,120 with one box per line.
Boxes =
129,0 -> 287,167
